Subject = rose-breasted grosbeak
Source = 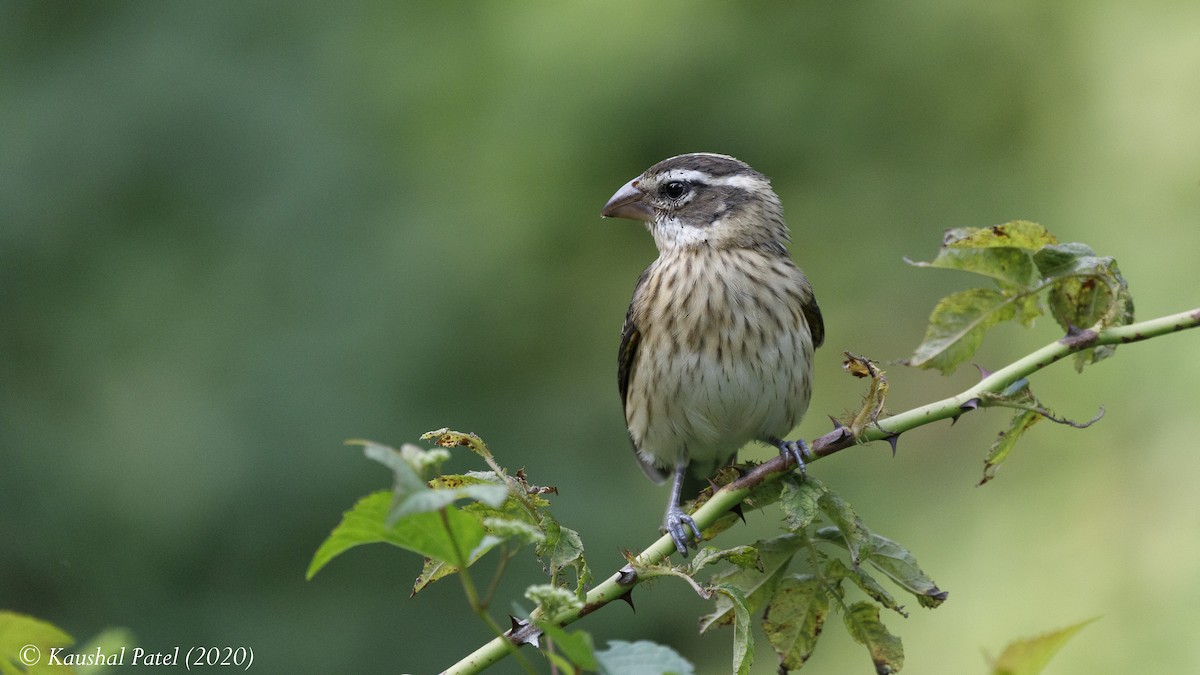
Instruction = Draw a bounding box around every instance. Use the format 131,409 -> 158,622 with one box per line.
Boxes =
602,153 -> 824,555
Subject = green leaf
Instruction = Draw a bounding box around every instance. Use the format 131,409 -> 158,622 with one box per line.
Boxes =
816,529 -> 947,609
392,482 -> 509,521
687,546 -> 761,575
480,516 -> 545,544
904,288 -> 1022,374
396,507 -> 486,564
356,443 -> 510,523
762,574 -> 829,671
306,491 -> 485,579
780,475 -> 826,532
825,559 -> 906,617
711,586 -> 754,675
1032,242 -> 1101,278
817,489 -> 869,564
1040,245 -> 1134,327
543,650 -> 575,673
864,535 -> 947,610
538,623 -> 598,671
0,611 -> 74,675
909,245 -> 1037,287
842,601 -> 904,674
1036,244 -> 1134,370
537,519 -> 591,596
410,534 -> 504,595
699,535 -> 804,632
460,475 -> 544,530
906,222 -> 1058,285
906,223 -> 1135,374
355,440 -> 454,524
989,618 -> 1097,675
357,440 -> 428,492
1012,292 -> 1043,328
979,409 -> 1042,486
595,640 -> 695,675
943,221 -> 1060,252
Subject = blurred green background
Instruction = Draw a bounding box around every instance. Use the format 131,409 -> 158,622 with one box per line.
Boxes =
3,2 -> 1199,673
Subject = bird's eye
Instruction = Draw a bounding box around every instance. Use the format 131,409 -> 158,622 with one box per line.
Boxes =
662,181 -> 690,201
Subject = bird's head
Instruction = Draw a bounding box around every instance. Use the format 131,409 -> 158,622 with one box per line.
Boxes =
601,153 -> 790,254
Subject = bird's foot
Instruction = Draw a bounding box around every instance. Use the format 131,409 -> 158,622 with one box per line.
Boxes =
775,438 -> 812,477
663,504 -> 702,556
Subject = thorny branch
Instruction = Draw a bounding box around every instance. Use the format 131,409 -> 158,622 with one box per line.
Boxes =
441,306 -> 1200,675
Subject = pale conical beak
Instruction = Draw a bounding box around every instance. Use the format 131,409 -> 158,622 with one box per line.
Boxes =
601,177 -> 654,222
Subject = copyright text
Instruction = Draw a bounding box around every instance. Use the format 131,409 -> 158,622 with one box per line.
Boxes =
19,645 -> 255,670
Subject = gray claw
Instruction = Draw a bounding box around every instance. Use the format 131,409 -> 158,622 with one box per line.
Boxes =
777,438 -> 811,477
665,505 -> 701,556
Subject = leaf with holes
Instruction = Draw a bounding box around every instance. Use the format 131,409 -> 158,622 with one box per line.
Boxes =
906,221 -> 1058,287
700,535 -> 804,632
762,574 -> 829,671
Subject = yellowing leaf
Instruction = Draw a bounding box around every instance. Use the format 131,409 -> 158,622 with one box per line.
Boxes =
700,535 -> 804,632
943,221 -> 1059,250
842,602 -> 904,674
989,618 -> 1097,675
906,222 -> 1058,287
904,288 -> 1022,374
763,574 -> 828,670
0,611 -> 74,675
905,222 -> 1136,374
979,409 -> 1042,486
1036,244 -> 1134,371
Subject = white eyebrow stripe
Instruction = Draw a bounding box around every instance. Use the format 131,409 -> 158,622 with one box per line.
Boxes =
706,173 -> 768,189
659,169 -> 766,190
661,169 -> 711,184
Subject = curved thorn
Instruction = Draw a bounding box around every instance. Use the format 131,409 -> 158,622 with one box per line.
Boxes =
731,503 -> 746,524
618,589 -> 636,612
885,433 -> 900,456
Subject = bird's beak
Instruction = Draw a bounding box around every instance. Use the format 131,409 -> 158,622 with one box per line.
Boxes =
601,177 -> 654,222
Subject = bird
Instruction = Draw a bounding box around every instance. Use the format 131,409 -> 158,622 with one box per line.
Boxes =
601,153 -> 824,556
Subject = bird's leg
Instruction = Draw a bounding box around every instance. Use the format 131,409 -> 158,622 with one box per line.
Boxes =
772,436 -> 813,477
662,457 -> 702,556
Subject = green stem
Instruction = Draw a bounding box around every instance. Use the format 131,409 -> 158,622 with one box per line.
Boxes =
439,306 -> 1200,675
439,509 -> 538,675
865,306 -> 1200,443
481,545 -> 515,609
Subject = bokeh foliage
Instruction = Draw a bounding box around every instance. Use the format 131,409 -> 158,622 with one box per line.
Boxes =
3,1 -> 1200,673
